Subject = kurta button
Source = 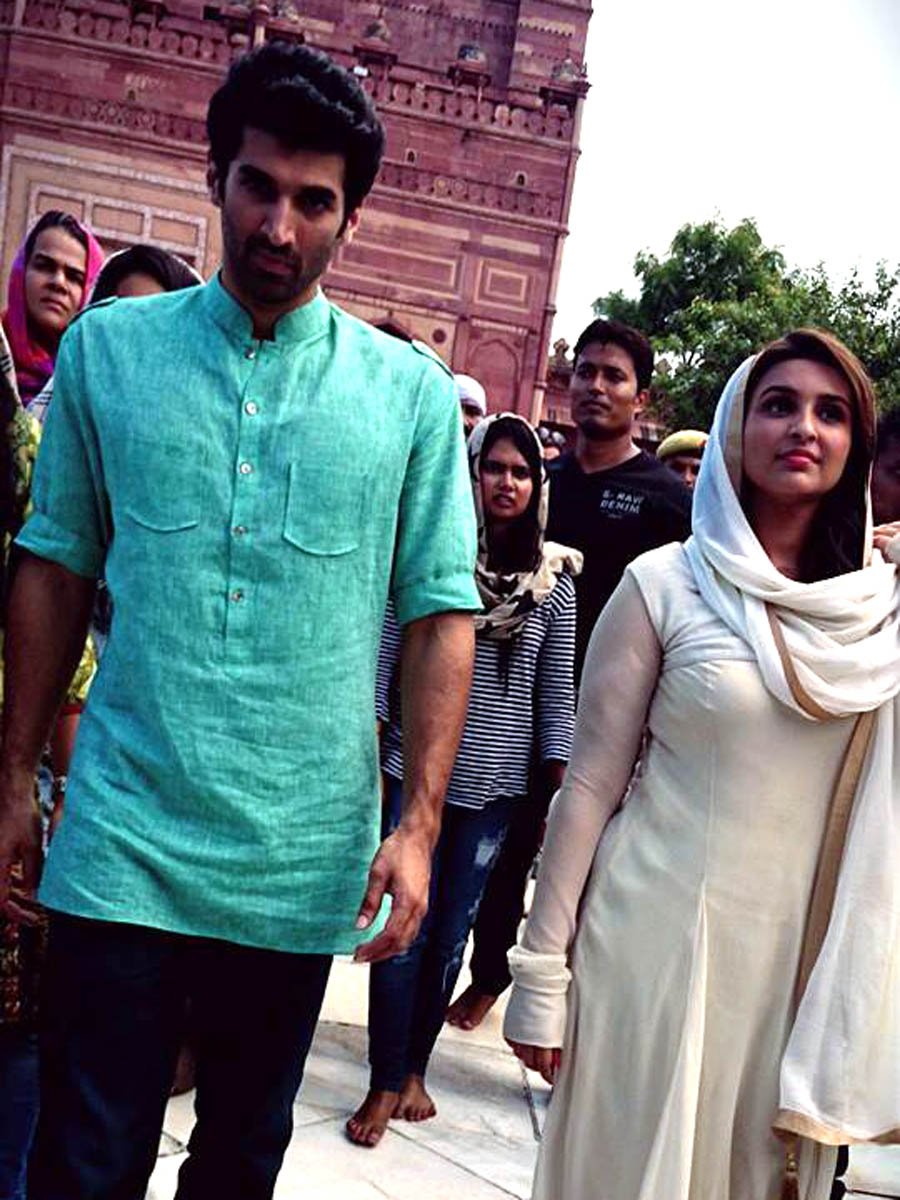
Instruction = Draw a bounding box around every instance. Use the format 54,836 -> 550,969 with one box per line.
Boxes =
245,347 -> 256,360
245,400 -> 259,416
233,525 -> 248,536
231,589 -> 244,602
239,461 -> 253,475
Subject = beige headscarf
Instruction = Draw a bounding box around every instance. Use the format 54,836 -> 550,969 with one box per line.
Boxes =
686,347 -> 900,1149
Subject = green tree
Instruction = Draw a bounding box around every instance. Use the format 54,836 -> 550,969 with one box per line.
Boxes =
594,219 -> 900,430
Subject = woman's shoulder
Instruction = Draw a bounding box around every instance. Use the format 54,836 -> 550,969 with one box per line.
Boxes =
621,541 -> 711,641
536,567 -> 577,621
625,541 -> 694,593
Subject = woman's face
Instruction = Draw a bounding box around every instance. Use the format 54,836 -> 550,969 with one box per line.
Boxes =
480,436 -> 534,524
743,358 -> 854,507
116,271 -> 166,299
23,227 -> 88,344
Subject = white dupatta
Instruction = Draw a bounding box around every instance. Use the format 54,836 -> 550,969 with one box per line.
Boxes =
686,357 -> 900,1147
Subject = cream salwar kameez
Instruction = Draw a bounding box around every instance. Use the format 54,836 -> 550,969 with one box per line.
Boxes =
508,545 -> 843,1200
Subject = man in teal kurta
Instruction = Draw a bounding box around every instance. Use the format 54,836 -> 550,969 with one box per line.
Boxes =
0,42 -> 478,1200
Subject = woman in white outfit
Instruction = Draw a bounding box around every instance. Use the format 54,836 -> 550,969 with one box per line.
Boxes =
504,329 -> 900,1200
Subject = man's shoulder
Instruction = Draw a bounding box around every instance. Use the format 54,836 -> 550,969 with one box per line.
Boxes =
328,302 -> 453,385
548,451 -> 578,482
68,287 -> 202,345
624,450 -> 693,503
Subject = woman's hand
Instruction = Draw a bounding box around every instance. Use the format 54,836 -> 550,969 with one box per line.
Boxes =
506,1039 -> 562,1086
874,522 -> 900,561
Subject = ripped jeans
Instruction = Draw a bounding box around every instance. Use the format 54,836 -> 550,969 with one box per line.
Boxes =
367,775 -> 517,1092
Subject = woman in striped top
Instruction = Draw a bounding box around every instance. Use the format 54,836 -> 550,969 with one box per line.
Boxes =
347,412 -> 581,1148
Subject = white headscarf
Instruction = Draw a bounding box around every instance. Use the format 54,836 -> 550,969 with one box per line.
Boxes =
687,350 -> 900,1146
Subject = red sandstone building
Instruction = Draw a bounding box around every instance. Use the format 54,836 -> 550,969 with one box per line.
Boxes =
0,0 -> 591,418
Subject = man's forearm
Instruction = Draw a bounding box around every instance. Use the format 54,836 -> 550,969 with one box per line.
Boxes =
2,552 -> 96,773
399,611 -> 474,845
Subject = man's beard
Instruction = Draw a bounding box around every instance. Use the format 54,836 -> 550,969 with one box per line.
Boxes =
223,217 -> 335,307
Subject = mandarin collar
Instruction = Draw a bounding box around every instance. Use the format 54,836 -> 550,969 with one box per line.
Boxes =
202,273 -> 330,347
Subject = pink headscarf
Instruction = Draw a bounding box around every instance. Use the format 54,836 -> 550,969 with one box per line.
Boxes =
1,215 -> 104,405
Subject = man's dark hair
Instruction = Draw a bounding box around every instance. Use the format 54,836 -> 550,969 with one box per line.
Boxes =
877,408 -> 900,454
572,318 -> 654,392
207,42 -> 386,214
91,244 -> 201,302
24,210 -> 88,263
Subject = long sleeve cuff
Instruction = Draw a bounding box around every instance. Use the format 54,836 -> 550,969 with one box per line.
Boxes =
503,946 -> 571,1049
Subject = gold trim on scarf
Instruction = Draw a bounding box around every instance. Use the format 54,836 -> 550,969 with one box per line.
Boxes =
774,1109 -> 900,1147
793,706 -> 876,1007
765,606 -> 833,721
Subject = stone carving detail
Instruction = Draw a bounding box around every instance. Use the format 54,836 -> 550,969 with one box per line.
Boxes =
17,0 -> 232,64
551,56 -> 585,84
369,76 -> 574,142
378,159 -> 559,222
3,81 -> 208,145
456,43 -> 487,66
362,16 -> 390,43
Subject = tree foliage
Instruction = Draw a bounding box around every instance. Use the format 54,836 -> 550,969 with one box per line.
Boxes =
594,219 -> 900,430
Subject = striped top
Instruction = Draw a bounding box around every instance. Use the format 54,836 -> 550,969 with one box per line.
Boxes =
377,571 -> 577,810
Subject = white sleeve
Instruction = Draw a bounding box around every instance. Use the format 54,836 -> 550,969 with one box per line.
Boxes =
504,570 -> 662,1048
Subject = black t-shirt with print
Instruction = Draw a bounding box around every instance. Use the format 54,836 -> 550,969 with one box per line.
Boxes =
547,450 -> 692,681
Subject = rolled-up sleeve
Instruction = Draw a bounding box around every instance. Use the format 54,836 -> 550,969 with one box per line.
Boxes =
391,362 -> 479,625
16,324 -> 109,578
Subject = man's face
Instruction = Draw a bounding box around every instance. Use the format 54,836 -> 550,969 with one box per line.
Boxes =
665,453 -> 702,489
873,437 -> 900,524
569,341 -> 646,441
210,126 -> 359,314
461,401 -> 483,439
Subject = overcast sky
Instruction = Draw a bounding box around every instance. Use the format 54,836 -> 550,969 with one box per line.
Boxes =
552,0 -> 900,343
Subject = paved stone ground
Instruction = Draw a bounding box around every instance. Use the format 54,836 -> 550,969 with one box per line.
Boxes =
147,957 -> 900,1199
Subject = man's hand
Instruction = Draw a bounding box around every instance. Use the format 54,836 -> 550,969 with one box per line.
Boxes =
874,522 -> 900,561
0,765 -> 43,924
353,823 -> 434,964
507,1039 -> 561,1086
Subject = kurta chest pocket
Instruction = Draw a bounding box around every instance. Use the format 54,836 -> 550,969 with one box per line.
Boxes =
121,438 -> 203,533
283,460 -> 366,556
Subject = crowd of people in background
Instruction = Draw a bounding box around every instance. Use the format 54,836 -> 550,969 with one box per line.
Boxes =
0,37 -> 898,1200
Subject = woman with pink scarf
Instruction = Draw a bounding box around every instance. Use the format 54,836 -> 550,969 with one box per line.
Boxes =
2,210 -> 103,406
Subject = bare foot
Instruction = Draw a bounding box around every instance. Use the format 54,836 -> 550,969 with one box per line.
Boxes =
394,1074 -> 436,1122
446,985 -> 498,1031
346,1089 -> 399,1148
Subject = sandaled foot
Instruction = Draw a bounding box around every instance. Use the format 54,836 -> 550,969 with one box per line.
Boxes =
446,985 -> 499,1031
394,1074 -> 437,1122
346,1089 -> 399,1148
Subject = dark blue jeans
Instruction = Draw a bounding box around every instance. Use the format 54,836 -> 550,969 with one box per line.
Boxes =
368,776 -> 516,1092
0,1026 -> 39,1200
29,913 -> 331,1200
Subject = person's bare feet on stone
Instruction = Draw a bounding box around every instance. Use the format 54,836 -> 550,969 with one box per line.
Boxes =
346,1089 -> 399,1148
446,984 -> 499,1030
394,1074 -> 436,1122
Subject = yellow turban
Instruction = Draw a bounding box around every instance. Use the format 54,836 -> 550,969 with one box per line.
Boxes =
657,429 -> 708,461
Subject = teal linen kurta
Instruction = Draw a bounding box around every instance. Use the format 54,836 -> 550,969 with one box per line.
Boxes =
18,277 -> 479,953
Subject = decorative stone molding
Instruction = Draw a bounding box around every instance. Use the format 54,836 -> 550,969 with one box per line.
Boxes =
364,75 -> 575,142
377,158 -> 559,222
2,80 -> 208,146
14,0 -> 233,64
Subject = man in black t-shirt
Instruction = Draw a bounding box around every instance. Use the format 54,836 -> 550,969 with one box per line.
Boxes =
447,318 -> 691,1034
548,318 -> 692,680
